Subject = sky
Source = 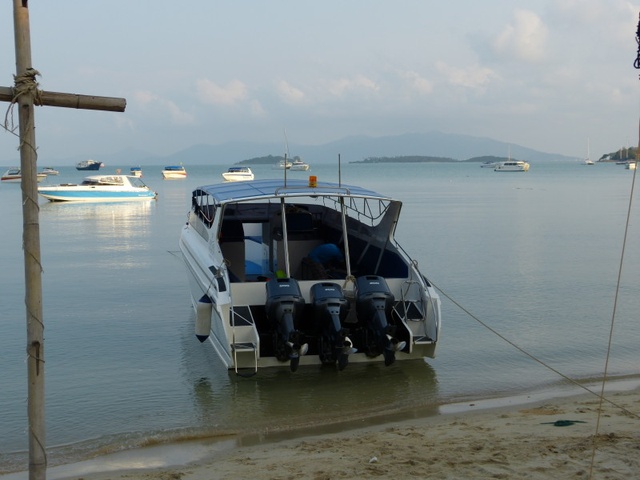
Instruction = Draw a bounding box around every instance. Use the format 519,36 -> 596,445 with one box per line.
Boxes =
2,0 -> 640,162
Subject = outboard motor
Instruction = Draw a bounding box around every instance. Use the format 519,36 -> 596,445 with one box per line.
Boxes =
310,282 -> 356,371
265,277 -> 308,372
355,275 -> 406,366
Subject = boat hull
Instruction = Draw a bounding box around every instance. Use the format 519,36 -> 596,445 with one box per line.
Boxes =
162,172 -> 187,179
2,174 -> 47,183
38,188 -> 157,202
76,163 -> 101,171
222,173 -> 254,182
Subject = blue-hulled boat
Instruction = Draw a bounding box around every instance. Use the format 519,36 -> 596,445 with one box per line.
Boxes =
38,174 -> 157,202
76,159 -> 102,171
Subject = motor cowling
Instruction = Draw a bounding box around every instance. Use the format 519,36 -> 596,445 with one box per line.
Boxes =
310,282 -> 349,335
310,282 -> 355,370
355,275 -> 394,329
265,277 -> 308,371
355,275 -> 405,365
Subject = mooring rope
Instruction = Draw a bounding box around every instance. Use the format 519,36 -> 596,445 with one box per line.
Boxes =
589,12 -> 640,479
430,280 -> 638,419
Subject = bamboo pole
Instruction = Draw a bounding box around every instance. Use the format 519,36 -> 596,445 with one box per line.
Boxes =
13,2 -> 46,479
4,3 -> 128,478
0,86 -> 126,112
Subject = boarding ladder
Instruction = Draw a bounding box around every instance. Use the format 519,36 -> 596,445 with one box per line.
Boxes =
230,305 -> 259,376
392,279 -> 434,347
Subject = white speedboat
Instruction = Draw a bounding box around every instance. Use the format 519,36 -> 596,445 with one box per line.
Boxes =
494,161 -> 530,172
222,167 -> 254,182
40,167 -> 60,175
162,165 -> 187,179
2,167 -> 47,183
273,159 -> 292,169
179,178 -> 441,374
38,174 -> 157,202
130,166 -> 143,177
480,161 -> 498,168
290,159 -> 310,171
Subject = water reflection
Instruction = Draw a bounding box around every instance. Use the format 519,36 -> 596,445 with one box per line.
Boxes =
39,200 -> 156,268
181,308 -> 440,437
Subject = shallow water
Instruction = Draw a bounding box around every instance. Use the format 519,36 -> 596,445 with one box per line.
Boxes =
1,160 -> 638,473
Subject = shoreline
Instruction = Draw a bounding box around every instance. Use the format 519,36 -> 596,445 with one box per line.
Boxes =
3,377 -> 638,480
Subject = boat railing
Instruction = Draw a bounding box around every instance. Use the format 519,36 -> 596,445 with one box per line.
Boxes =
274,185 -> 353,196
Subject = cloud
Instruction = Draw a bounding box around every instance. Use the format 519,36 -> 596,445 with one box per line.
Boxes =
435,62 -> 497,89
133,90 -> 195,125
327,75 -> 379,96
196,79 -> 248,106
277,80 -> 306,104
401,70 -> 434,94
492,9 -> 548,62
249,99 -> 267,117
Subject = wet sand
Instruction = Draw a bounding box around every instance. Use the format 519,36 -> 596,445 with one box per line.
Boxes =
28,381 -> 640,480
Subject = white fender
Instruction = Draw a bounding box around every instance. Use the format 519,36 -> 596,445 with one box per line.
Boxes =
195,295 -> 213,342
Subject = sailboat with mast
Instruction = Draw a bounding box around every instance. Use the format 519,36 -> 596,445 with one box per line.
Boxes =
583,138 -> 595,165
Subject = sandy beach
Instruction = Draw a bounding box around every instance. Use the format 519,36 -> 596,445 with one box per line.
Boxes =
29,382 -> 638,480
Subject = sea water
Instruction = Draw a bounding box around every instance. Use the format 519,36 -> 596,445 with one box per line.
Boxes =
1,161 -> 639,473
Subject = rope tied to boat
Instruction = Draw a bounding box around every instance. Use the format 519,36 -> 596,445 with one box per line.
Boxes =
634,13 -> 640,73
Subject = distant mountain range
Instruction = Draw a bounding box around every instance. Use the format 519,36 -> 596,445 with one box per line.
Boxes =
42,131 -> 578,166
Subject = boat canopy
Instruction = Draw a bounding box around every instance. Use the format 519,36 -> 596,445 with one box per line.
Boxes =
193,179 -> 393,205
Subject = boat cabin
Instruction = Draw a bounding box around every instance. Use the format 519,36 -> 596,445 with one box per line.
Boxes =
188,180 -> 408,284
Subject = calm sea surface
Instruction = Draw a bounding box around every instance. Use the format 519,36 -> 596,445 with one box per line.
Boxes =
1,161 -> 639,474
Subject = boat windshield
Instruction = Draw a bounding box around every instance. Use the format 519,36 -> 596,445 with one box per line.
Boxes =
82,176 -> 125,186
129,177 -> 148,188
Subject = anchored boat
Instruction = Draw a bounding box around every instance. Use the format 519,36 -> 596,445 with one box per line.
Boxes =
222,166 -> 255,182
38,174 -> 157,202
2,167 -> 47,183
162,165 -> 187,179
179,177 -> 441,374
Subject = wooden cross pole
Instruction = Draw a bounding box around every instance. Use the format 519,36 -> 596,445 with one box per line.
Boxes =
2,2 -> 126,479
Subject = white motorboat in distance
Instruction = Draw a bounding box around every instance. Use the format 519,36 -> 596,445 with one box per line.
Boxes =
179,178 -> 441,374
494,160 -> 530,172
222,167 -> 254,182
162,165 -> 187,179
40,167 -> 59,175
290,159 -> 310,171
480,161 -> 499,168
273,159 -> 292,169
2,167 -> 47,183
130,166 -> 143,177
38,174 -> 157,202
